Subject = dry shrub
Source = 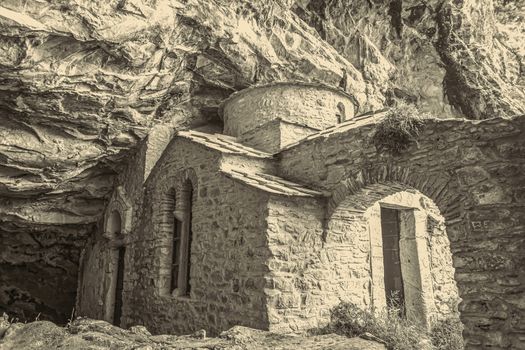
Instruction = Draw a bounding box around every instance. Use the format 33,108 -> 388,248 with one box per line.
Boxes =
430,318 -> 464,350
372,102 -> 432,154
326,302 -> 464,350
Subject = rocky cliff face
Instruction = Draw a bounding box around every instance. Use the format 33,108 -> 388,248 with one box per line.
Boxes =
292,0 -> 525,119
0,0 -> 523,322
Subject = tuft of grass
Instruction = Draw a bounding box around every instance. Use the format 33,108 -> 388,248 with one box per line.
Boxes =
325,301 -> 464,350
372,102 -> 432,154
66,308 -> 76,330
430,318 -> 464,350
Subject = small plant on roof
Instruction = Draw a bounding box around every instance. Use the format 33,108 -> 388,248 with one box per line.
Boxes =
372,102 -> 432,154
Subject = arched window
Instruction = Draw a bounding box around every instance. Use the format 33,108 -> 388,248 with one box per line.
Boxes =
160,187 -> 176,296
168,180 -> 194,297
107,210 -> 122,236
175,180 -> 193,296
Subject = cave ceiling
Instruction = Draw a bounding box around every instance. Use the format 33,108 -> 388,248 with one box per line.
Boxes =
0,0 -> 523,233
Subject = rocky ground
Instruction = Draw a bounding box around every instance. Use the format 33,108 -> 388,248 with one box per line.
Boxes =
0,317 -> 386,350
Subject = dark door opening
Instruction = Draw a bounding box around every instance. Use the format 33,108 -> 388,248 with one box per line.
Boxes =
380,207 -> 405,313
113,246 -> 126,326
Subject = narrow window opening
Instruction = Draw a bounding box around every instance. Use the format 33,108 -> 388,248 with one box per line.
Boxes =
185,187 -> 193,295
171,217 -> 183,292
170,180 -> 194,297
380,207 -> 405,314
177,182 -> 193,296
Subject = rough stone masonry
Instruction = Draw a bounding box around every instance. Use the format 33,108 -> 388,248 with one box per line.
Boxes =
76,83 -> 525,350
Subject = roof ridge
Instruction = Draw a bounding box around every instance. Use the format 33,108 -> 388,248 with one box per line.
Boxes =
177,131 -> 273,159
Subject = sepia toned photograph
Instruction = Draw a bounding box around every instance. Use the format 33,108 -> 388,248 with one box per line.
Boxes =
0,1 -> 523,349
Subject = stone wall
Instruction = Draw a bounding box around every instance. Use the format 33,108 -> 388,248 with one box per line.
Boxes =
239,120 -> 283,154
264,188 -> 459,333
77,133 -> 150,323
264,195 -> 375,333
279,122 -> 320,149
279,115 -> 525,349
427,213 -> 459,319
240,120 -> 319,153
264,196 -> 326,333
143,125 -> 175,182
77,137 -> 276,336
126,139 -> 272,335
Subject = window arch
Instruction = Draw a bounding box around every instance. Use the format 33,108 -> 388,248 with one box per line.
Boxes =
103,210 -> 126,326
160,175 -> 195,297
103,186 -> 132,239
161,187 -> 179,294
107,210 -> 122,236
173,179 -> 193,296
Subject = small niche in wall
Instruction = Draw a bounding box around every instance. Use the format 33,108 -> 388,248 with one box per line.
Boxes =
107,210 -> 122,236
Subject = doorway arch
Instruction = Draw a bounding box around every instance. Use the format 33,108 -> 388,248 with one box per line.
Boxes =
328,185 -> 460,327
104,210 -> 126,327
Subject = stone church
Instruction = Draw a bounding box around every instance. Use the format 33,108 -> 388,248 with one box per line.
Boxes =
76,82 -> 523,341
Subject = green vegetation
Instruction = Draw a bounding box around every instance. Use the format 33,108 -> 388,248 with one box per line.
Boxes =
372,102 -> 432,154
324,302 -> 464,350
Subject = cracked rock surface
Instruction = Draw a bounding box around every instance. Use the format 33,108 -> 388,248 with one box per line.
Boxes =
0,0 -> 523,322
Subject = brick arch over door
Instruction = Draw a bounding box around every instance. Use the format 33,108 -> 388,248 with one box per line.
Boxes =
327,165 -> 465,223
325,164 -> 520,348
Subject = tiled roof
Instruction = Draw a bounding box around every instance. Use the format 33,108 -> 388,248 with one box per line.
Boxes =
177,130 -> 273,158
281,111 -> 388,151
222,168 -> 324,197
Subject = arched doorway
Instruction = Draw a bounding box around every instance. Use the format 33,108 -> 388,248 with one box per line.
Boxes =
327,185 -> 460,328
106,210 -> 126,327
